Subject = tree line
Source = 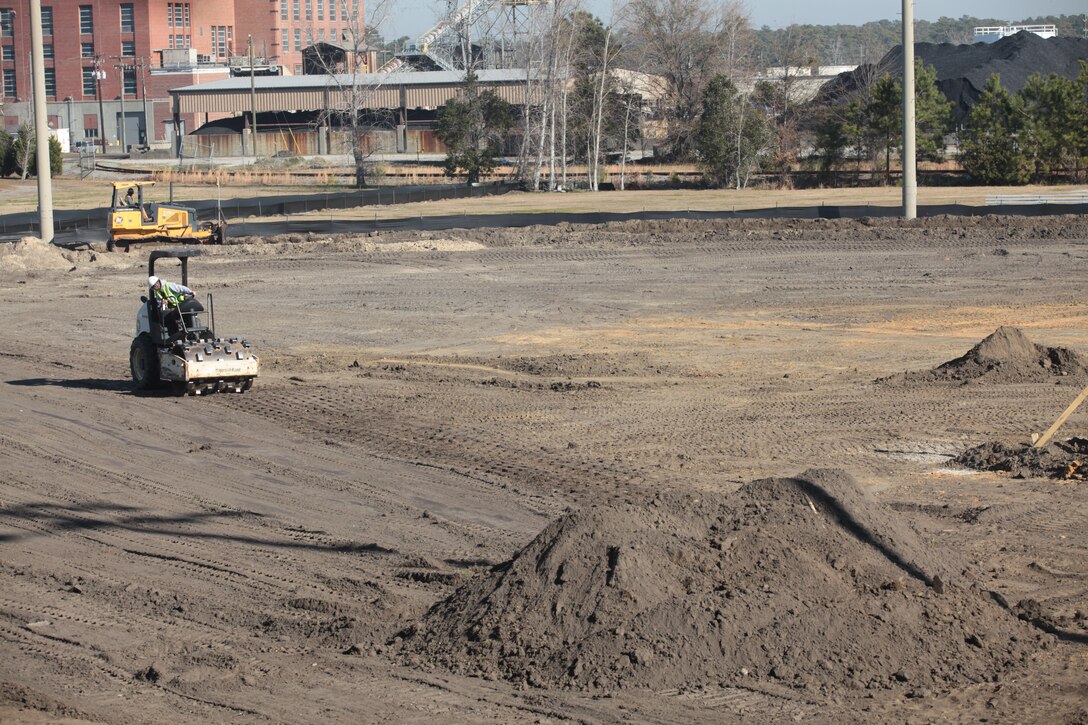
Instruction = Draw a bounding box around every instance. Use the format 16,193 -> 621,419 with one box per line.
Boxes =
418,2 -> 1087,188
753,14 -> 1084,67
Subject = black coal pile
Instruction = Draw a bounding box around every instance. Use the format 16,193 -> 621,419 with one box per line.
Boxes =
818,32 -> 1088,124
956,437 -> 1088,479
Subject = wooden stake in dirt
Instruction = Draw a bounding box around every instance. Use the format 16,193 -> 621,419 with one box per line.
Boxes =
1033,382 -> 1088,449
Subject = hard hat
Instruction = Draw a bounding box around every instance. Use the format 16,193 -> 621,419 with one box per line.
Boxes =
148,275 -> 160,287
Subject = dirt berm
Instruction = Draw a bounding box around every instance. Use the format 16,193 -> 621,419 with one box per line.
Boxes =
882,326 -> 1088,385
400,469 -> 1044,693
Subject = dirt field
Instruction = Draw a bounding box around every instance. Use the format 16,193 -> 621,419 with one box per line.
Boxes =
1,215 -> 1087,723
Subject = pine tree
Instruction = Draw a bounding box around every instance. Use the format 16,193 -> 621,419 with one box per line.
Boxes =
959,74 -> 1031,185
1019,73 -> 1081,181
695,75 -> 769,189
436,73 -> 515,186
49,135 -> 63,176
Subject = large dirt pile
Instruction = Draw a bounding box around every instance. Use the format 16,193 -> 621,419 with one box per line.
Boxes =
883,326 -> 1088,384
400,469 -> 1041,693
819,32 -> 1088,124
0,236 -> 117,277
0,236 -> 75,275
956,437 -> 1088,479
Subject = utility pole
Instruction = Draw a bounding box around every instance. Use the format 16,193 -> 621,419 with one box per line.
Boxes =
249,34 -> 257,159
902,0 -> 917,219
29,0 -> 53,241
94,55 -> 107,151
138,56 -> 150,146
113,57 -> 128,151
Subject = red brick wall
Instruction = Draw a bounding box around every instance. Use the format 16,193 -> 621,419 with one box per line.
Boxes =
235,0 -> 364,75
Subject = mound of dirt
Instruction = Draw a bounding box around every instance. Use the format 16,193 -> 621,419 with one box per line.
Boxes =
400,469 -> 1042,693
0,236 -> 75,275
883,327 -> 1088,384
955,437 -> 1088,479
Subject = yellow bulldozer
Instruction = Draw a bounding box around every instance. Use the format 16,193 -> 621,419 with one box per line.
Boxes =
107,181 -> 226,252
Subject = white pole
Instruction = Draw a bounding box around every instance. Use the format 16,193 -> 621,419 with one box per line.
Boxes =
902,0 -> 917,219
30,0 -> 54,242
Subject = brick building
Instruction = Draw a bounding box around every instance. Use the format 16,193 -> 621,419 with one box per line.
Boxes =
233,0 -> 363,76
0,0 -> 365,149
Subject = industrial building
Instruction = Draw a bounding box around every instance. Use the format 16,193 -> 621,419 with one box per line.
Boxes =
170,69 -> 537,157
0,0 -> 369,149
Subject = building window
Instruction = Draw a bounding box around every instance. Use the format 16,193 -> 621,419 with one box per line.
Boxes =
294,63 -> 301,74
44,67 -> 55,97
120,4 -> 134,33
167,2 -> 188,27
0,8 -> 14,37
317,0 -> 323,20
1,44 -> 13,61
85,127 -> 98,138
122,39 -> 135,56
305,0 -> 312,21
123,66 -> 136,95
41,6 -> 53,35
81,41 -> 94,58
318,28 -> 325,41
79,5 -> 93,34
340,0 -> 347,20
3,68 -> 14,98
82,67 -> 96,95
281,28 -> 288,50
43,43 -> 53,59
280,0 -> 287,20
293,28 -> 301,51
292,0 -> 299,20
211,25 -> 232,57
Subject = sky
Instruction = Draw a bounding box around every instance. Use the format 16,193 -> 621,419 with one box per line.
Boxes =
382,0 -> 1086,41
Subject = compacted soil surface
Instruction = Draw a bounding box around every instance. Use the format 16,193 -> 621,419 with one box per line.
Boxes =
1,216 -> 1087,723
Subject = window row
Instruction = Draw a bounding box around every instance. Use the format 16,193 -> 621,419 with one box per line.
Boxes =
0,4 -> 139,37
79,66 -> 137,96
285,0 -> 355,22
168,3 -> 190,28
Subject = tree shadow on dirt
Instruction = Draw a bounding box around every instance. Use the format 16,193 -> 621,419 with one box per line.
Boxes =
0,500 -> 398,555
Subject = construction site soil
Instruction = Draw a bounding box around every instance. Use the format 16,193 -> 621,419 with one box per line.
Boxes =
1,215 -> 1087,723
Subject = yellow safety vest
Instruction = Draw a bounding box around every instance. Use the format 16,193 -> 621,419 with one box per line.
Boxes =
154,282 -> 185,308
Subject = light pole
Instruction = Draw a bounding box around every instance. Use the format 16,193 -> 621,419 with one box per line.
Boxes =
65,95 -> 72,148
249,34 -> 257,159
114,59 -> 128,151
138,56 -> 149,146
902,0 -> 917,219
29,0 -> 53,242
94,55 -> 107,151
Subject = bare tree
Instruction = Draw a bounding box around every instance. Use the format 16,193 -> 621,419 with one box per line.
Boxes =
315,0 -> 395,188
624,0 -> 751,160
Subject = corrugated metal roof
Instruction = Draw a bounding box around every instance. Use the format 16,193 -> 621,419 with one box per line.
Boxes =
171,68 -> 534,94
